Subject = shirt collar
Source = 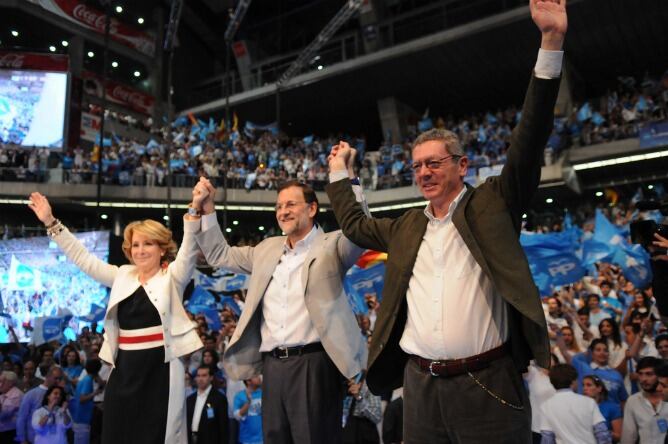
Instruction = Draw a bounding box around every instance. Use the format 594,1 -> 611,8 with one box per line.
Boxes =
424,186 -> 467,223
197,384 -> 212,397
284,224 -> 318,253
590,363 -> 611,370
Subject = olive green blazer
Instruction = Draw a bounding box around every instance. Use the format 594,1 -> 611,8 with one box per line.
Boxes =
326,75 -> 560,394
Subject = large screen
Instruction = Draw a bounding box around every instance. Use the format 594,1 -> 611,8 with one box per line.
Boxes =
0,69 -> 68,149
0,231 -> 109,343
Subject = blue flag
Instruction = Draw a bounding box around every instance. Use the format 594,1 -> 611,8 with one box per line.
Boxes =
344,263 -> 385,314
188,286 -> 217,308
188,306 -> 221,332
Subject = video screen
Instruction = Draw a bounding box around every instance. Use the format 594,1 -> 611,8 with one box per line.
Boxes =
0,231 -> 110,343
0,69 -> 68,149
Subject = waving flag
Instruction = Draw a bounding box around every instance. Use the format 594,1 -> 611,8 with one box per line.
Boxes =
344,263 -> 386,314
7,255 -> 43,292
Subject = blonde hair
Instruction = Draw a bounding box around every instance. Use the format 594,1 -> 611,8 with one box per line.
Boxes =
412,128 -> 464,157
122,219 -> 177,264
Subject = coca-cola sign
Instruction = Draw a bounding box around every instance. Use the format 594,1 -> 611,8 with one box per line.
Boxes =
0,51 -> 69,71
28,0 -> 155,57
83,71 -> 155,115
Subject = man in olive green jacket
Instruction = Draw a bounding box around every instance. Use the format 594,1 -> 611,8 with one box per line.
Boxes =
327,1 -> 568,441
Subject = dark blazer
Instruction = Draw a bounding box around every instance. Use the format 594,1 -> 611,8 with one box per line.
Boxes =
186,387 -> 229,444
326,75 -> 561,394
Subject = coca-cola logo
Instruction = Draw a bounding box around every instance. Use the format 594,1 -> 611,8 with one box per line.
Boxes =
111,86 -> 152,111
0,54 -> 25,69
72,5 -> 118,33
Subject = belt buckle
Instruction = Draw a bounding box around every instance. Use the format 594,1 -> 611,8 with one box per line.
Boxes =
429,360 -> 442,377
276,347 -> 290,359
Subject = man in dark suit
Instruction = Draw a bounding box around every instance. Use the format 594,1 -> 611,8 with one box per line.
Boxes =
186,366 -> 229,444
326,1 -> 568,442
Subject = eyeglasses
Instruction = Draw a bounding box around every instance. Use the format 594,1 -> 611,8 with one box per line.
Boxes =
410,155 -> 461,172
275,201 -> 308,211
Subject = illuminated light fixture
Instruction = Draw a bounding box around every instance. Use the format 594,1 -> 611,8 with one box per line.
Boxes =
232,220 -> 239,225
317,65 -> 323,70
61,40 -> 69,47
133,71 -> 141,77
137,17 -> 144,24
11,30 -> 18,37
100,214 -> 108,220
115,5 -> 123,13
163,215 -> 169,221
49,46 -> 56,52
111,61 -> 119,68
648,185 -> 654,190
258,226 -> 265,231
572,150 -> 668,171
225,228 -> 232,233
87,51 -> 94,58
522,213 -> 527,219
595,191 -> 603,197
546,198 -> 554,203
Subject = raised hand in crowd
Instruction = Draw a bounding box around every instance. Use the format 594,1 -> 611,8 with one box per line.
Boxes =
652,233 -> 668,262
530,0 -> 567,50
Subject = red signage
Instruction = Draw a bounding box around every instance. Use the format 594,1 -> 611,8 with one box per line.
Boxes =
30,0 -> 155,56
0,51 -> 69,72
82,71 -> 155,116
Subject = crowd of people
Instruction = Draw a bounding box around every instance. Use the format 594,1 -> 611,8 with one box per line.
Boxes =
0,68 -> 666,193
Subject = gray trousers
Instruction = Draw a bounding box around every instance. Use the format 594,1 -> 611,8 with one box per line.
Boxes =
261,349 -> 344,444
403,354 -> 531,444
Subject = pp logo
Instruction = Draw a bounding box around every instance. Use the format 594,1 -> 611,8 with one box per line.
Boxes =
548,258 -> 576,277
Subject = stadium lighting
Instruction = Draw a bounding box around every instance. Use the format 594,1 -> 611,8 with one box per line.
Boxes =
595,191 -> 603,197
258,226 -> 265,231
225,227 -> 232,233
11,30 -> 18,37
49,46 -> 56,52
137,17 -> 144,24
133,71 -> 141,77
522,213 -> 527,219
317,65 -> 323,70
163,215 -> 169,221
87,51 -> 94,58
573,149 -> 668,170
232,220 -> 239,225
61,40 -> 69,47
100,214 -> 108,220
111,61 -> 119,68
115,5 -> 123,13
648,184 -> 655,190
545,198 -> 554,203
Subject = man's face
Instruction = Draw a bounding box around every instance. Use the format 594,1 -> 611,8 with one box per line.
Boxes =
23,362 -> 35,379
46,369 -> 64,388
0,376 -> 8,394
600,284 -> 611,297
657,340 -> 668,359
638,367 -> 659,393
205,338 -> 216,350
588,296 -> 600,310
194,368 -> 212,391
658,377 -> 668,402
42,350 -> 53,364
547,298 -> 560,315
412,141 -> 467,207
276,186 -> 316,239
578,313 -> 590,326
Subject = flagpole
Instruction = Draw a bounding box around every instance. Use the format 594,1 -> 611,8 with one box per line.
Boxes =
96,1 -> 111,214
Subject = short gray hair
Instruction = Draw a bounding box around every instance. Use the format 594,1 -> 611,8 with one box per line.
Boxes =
0,371 -> 18,385
412,128 -> 464,157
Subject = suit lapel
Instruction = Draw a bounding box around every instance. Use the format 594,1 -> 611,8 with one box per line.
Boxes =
300,227 -> 325,295
451,186 -> 494,280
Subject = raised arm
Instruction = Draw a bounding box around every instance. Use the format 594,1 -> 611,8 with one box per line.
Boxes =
497,0 -> 566,215
28,192 -> 117,288
327,143 -> 398,253
194,178 -> 255,274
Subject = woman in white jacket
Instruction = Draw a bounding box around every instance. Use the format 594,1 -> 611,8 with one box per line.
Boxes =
28,187 -> 208,444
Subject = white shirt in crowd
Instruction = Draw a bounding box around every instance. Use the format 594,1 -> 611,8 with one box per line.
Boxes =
191,385 -> 212,432
540,389 -> 606,444
524,364 -> 556,434
621,392 -> 668,444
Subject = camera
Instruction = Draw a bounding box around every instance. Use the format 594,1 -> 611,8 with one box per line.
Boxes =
630,219 -> 668,255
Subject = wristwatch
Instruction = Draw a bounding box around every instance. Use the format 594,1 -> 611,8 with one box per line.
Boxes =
187,205 -> 201,217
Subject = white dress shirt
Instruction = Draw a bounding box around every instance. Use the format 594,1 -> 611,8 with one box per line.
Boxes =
191,384 -> 212,432
260,225 -> 321,351
399,187 -> 509,359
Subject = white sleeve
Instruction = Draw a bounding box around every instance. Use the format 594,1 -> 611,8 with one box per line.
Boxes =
534,49 -> 563,79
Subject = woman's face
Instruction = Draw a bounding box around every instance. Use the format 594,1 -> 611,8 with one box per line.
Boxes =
203,352 -> 214,365
599,320 -> 613,338
582,378 -> 601,399
657,340 -> 668,359
130,232 -> 164,273
66,351 -> 77,365
48,388 -> 62,405
592,343 -> 610,365
562,328 -> 574,346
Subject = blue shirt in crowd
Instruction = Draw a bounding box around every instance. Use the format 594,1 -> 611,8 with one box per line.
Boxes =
598,399 -> 623,432
71,375 -> 95,425
16,384 -> 47,442
572,353 -> 628,407
234,388 -> 263,444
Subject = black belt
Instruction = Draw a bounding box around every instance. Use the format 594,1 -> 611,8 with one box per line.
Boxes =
263,342 -> 324,359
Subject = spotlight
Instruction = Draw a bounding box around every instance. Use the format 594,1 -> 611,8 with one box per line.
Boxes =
137,17 -> 144,24
111,61 -> 119,68
545,198 -> 554,204
115,5 -> 123,13
87,51 -> 94,58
